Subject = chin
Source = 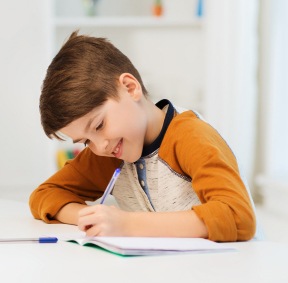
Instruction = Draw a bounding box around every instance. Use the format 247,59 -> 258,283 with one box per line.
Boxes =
125,152 -> 142,163
125,157 -> 138,163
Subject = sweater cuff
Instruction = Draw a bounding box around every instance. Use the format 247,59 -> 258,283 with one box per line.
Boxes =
192,201 -> 238,242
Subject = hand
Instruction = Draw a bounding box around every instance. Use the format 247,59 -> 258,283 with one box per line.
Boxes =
78,204 -> 130,237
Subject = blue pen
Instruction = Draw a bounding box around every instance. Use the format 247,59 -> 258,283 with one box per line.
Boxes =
0,237 -> 58,243
100,168 -> 121,204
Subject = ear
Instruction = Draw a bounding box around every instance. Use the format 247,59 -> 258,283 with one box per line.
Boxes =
118,73 -> 142,102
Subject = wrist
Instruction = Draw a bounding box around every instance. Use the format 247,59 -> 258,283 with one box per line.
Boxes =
53,202 -> 87,225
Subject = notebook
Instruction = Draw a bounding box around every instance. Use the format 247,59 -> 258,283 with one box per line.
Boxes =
47,232 -> 238,256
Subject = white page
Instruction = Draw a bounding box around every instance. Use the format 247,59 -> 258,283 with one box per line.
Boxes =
47,232 -> 237,253
87,236 -> 237,251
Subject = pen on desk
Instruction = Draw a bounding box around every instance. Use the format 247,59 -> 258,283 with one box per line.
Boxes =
100,168 -> 121,205
0,237 -> 58,243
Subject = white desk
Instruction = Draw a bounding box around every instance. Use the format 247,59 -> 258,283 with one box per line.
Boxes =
0,198 -> 287,283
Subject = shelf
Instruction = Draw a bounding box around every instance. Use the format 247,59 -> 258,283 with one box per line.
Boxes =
52,16 -> 202,28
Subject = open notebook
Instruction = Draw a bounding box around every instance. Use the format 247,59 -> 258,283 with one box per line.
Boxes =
47,232 -> 237,256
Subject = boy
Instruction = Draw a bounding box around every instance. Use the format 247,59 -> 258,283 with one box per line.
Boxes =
30,31 -> 266,241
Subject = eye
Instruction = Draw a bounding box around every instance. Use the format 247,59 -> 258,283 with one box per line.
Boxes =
84,139 -> 90,147
96,121 -> 103,131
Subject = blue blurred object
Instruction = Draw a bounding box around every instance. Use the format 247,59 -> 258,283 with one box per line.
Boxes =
197,0 -> 203,17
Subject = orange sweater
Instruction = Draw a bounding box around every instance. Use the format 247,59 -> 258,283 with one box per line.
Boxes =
30,99 -> 260,241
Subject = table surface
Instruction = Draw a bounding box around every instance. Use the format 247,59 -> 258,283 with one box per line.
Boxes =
0,198 -> 288,283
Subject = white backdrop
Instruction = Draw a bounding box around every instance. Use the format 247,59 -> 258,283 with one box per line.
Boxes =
204,0 -> 259,190
0,0 -> 51,199
256,0 -> 288,216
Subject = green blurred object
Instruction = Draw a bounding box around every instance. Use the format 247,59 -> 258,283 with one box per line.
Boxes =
82,0 -> 99,16
67,150 -> 74,160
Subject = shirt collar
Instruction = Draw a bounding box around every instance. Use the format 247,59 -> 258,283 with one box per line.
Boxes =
141,99 -> 174,157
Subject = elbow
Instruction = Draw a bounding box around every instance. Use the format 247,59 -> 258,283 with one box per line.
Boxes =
29,190 -> 35,209
29,187 -> 42,220
237,209 -> 256,241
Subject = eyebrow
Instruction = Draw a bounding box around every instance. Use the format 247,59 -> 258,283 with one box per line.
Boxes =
72,113 -> 100,144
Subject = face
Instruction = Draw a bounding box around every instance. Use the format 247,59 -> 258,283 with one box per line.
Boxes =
60,88 -> 148,163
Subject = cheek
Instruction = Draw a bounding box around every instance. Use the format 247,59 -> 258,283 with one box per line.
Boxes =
123,118 -> 146,140
106,105 -> 146,140
123,109 -> 146,138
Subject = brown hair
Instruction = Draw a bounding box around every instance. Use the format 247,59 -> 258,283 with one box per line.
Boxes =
40,30 -> 148,140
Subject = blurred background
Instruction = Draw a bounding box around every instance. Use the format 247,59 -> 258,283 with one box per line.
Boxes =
0,0 -> 287,242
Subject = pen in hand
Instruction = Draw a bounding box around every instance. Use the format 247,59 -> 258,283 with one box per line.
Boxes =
81,168 -> 121,232
100,168 -> 121,205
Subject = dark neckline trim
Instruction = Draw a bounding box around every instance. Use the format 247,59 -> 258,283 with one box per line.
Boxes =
141,99 -> 174,157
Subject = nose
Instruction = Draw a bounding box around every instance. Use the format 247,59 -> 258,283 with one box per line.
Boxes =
99,138 -> 110,154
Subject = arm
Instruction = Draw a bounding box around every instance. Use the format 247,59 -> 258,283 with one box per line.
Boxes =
159,112 -> 256,241
129,210 -> 208,238
29,148 -> 122,223
78,205 -> 209,238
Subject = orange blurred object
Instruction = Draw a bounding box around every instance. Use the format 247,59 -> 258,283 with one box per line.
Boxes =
153,0 -> 162,17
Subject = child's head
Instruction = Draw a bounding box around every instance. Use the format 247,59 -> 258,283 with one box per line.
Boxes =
40,30 -> 148,141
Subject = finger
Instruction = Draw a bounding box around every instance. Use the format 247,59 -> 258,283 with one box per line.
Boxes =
78,205 -> 95,217
78,214 -> 99,231
84,225 -> 93,232
79,204 -> 104,217
85,224 -> 102,237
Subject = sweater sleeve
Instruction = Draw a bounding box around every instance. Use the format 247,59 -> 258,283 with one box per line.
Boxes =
160,112 -> 256,242
29,147 -> 122,223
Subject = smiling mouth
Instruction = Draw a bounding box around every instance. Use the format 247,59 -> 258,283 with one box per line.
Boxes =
112,139 -> 123,155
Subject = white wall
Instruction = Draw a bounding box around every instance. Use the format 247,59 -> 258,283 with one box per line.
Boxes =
256,0 -> 288,217
204,0 -> 259,189
0,0 -> 51,200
